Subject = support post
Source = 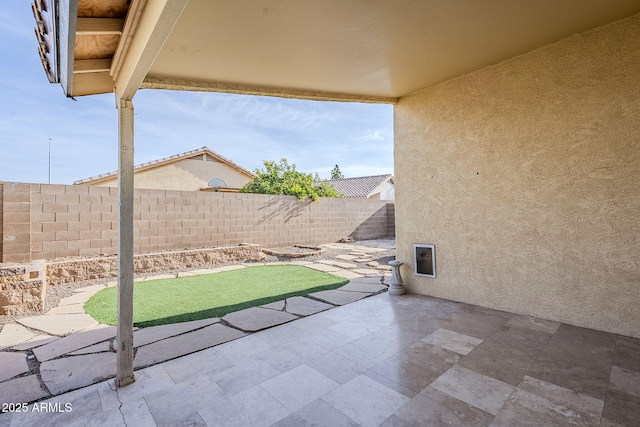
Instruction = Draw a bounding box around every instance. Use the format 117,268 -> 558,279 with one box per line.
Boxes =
116,98 -> 135,387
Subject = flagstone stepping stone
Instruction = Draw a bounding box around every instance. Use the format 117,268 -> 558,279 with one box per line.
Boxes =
289,260 -> 314,266
106,281 -> 117,288
335,254 -> 357,261
241,262 -> 265,267
189,268 -> 222,275
331,270 -> 364,280
333,262 -> 357,269
219,265 -> 246,272
178,271 -> 204,277
366,261 -> 380,267
143,274 -> 177,281
261,300 -> 286,311
350,276 -> 384,285
134,324 -> 245,368
0,375 -> 49,406
284,297 -> 334,316
309,290 -> 370,306
0,324 -> 35,350
33,325 -> 117,361
12,334 -> 58,351
68,341 -> 112,355
0,353 -> 30,382
57,292 -> 94,307
17,314 -> 98,336
354,258 -> 374,263
317,260 -> 357,269
41,352 -> 116,395
349,252 -> 367,256
339,282 -> 388,293
177,269 -> 222,277
130,318 -> 220,348
72,284 -> 107,294
46,303 -> 85,315
305,263 -> 342,273
353,268 -> 382,276
223,307 -> 298,332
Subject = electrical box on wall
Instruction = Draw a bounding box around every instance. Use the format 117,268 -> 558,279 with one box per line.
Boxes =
414,244 -> 436,278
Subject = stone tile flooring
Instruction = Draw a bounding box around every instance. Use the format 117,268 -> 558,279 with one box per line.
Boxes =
0,291 -> 638,426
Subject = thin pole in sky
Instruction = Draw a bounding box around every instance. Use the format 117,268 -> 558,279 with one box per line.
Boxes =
48,137 -> 52,184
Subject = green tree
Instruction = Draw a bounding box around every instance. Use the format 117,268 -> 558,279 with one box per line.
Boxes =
331,164 -> 344,179
240,158 -> 341,202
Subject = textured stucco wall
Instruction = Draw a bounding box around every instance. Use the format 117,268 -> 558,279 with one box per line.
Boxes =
95,156 -> 252,191
395,14 -> 640,338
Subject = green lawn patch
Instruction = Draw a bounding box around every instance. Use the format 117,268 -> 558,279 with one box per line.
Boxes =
84,265 -> 348,327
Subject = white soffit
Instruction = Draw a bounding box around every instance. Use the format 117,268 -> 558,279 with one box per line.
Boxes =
145,0 -> 640,101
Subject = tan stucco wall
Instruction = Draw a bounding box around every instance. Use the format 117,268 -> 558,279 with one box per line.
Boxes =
395,14 -> 640,338
94,155 -> 252,191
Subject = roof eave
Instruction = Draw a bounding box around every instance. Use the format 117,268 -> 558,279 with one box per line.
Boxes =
141,76 -> 399,105
57,0 -> 78,97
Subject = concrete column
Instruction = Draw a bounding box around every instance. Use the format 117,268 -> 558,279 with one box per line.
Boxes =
116,98 -> 135,387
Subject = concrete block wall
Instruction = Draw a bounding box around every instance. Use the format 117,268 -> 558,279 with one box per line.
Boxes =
2,182 -> 32,263
0,182 -> 394,262
386,203 -> 395,237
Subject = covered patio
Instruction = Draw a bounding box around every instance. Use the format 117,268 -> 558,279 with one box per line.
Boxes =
2,290 -> 638,425
20,0 -> 640,425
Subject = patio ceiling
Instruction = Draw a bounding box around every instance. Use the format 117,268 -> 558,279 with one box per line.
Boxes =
33,0 -> 640,389
41,0 -> 640,102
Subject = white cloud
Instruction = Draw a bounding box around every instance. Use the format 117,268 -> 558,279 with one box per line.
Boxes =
353,130 -> 386,142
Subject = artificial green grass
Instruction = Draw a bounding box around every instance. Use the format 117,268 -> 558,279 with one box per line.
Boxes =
84,265 -> 348,327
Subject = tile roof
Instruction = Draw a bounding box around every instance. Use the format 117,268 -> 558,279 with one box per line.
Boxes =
73,146 -> 254,185
324,174 -> 393,198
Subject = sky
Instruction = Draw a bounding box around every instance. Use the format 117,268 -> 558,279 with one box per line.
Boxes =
0,3 -> 394,185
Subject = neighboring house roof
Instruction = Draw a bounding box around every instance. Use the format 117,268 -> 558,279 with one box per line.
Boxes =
324,174 -> 394,198
73,146 -> 254,185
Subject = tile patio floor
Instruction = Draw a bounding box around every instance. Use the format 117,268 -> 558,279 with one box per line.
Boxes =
1,289 -> 638,426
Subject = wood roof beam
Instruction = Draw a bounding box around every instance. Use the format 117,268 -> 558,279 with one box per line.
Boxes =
74,58 -> 112,73
76,17 -> 124,35
113,0 -> 189,101
72,72 -> 114,96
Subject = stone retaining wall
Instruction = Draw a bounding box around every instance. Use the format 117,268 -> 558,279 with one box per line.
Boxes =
46,244 -> 262,286
0,244 -> 262,313
0,260 -> 46,315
